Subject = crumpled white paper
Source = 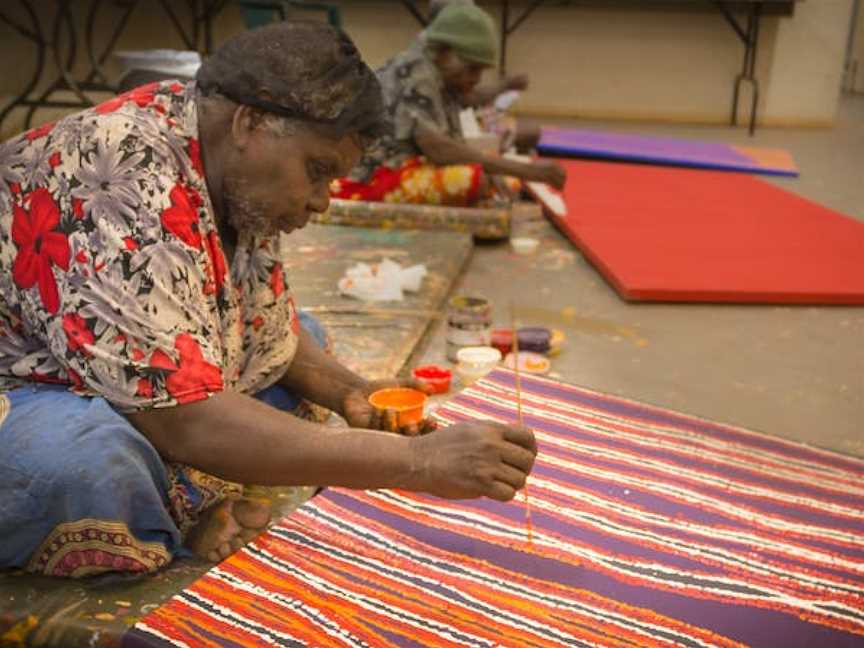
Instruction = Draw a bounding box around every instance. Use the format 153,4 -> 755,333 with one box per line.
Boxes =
337,258 -> 428,302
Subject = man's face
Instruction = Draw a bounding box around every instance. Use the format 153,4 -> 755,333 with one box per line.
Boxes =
436,49 -> 488,98
222,123 -> 362,237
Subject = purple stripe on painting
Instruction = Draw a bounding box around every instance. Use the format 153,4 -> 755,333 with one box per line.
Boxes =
318,492 -> 862,648
481,371 -> 864,475
446,392 -> 864,510
438,402 -> 863,534
532,487 -> 864,586
454,494 -> 863,590
374,494 -> 726,575
446,468 -> 864,580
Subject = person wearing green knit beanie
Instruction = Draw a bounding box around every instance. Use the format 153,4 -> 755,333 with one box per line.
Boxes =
425,2 -> 497,67
334,3 -> 565,206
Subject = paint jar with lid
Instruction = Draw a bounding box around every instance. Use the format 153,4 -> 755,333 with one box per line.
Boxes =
446,295 -> 492,362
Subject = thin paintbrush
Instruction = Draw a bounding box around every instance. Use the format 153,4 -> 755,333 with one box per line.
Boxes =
510,303 -> 534,549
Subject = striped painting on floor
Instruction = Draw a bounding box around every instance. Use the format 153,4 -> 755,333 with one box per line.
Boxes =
125,368 -> 864,647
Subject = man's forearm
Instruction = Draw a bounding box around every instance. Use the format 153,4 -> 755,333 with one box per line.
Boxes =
278,326 -> 368,415
126,390 -> 415,488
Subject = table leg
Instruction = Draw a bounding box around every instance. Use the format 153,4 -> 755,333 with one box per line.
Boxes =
398,0 -> 427,26
731,3 -> 762,135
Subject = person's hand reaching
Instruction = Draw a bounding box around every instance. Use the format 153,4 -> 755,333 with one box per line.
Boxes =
531,159 -> 567,190
407,421 -> 537,501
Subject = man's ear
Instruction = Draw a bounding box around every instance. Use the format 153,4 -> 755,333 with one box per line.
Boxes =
231,105 -> 257,150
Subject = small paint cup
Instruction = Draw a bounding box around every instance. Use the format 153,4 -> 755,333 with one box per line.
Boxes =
412,365 -> 452,394
456,346 -> 502,381
490,328 -> 514,356
517,327 -> 552,354
446,295 -> 493,362
368,388 -> 428,426
504,351 -> 551,375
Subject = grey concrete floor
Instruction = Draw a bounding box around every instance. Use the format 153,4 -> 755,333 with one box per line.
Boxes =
414,95 -> 864,459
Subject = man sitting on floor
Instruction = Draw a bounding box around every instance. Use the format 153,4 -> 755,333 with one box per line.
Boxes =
426,0 -> 538,154
332,3 -> 565,206
0,22 -> 536,577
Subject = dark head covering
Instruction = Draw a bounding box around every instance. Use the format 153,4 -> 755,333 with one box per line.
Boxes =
196,21 -> 387,140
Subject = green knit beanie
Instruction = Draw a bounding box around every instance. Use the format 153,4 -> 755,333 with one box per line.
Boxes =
425,4 -> 498,67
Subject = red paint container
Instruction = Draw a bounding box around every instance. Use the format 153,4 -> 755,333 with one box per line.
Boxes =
490,328 -> 514,355
412,365 -> 452,394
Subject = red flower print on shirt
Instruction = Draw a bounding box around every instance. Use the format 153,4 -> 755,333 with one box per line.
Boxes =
72,197 -> 84,220
205,231 -> 227,296
67,368 -> 85,390
161,184 -> 202,249
62,313 -> 94,355
136,378 -> 154,399
168,334 -> 223,403
94,82 -> 159,115
188,138 -> 205,178
11,188 -> 70,314
25,121 -> 55,141
30,370 -> 65,384
149,334 -> 223,404
270,263 -> 285,298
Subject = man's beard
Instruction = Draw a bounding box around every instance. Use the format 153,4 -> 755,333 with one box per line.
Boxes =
222,176 -> 281,238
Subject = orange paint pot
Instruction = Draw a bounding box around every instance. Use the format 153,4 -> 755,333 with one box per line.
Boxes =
412,365 -> 452,394
367,388 -> 428,426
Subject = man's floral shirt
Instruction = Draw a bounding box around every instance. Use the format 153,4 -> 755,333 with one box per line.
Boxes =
0,82 -> 300,411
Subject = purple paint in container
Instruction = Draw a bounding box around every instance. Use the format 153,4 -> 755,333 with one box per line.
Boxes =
517,327 -> 552,354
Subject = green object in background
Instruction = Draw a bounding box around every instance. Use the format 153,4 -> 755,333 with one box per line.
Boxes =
238,1 -> 341,30
425,3 -> 498,67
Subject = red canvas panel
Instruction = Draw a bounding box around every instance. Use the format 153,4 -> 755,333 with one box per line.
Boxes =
542,160 -> 864,304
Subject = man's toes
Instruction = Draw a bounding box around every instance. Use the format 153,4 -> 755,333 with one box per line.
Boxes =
230,536 -> 246,552
207,549 -> 221,562
217,542 -> 233,560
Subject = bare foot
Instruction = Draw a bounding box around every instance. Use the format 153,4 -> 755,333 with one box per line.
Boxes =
187,497 -> 272,562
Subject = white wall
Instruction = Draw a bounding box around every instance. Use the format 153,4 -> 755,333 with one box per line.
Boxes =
340,0 -> 852,127
762,0 -> 854,125
0,0 -> 853,139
